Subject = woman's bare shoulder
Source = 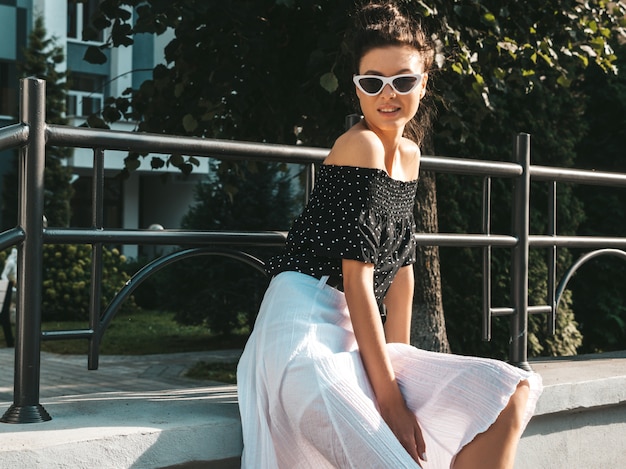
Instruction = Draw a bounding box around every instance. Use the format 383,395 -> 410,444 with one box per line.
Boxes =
323,125 -> 385,169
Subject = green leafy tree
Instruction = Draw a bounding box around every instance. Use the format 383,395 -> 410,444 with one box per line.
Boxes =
436,62 -> 590,358
569,41 -> 626,353
82,0 -> 624,356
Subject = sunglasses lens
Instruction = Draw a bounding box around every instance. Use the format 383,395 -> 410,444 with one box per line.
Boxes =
358,77 -> 384,94
392,76 -> 419,93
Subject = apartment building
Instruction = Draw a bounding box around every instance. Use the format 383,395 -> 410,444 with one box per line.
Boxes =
0,0 -> 210,259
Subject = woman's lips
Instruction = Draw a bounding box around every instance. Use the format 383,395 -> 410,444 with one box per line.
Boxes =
378,106 -> 401,114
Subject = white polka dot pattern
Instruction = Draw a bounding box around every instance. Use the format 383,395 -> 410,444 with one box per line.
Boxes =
267,164 -> 418,310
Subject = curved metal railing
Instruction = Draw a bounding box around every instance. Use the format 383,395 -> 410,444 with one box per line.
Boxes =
0,77 -> 625,422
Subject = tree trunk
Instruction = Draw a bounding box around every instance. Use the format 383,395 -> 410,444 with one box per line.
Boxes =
411,169 -> 451,353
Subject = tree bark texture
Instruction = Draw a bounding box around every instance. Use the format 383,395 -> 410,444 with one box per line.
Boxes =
411,170 -> 451,353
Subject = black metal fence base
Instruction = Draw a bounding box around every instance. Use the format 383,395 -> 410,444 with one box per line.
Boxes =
0,404 -> 51,424
510,361 -> 533,372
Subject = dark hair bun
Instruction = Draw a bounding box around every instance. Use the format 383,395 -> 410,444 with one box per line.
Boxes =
350,1 -> 434,72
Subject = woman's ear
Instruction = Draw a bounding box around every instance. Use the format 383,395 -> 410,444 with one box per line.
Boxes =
419,73 -> 429,99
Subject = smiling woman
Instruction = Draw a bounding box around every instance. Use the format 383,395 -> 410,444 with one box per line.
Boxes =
236,2 -> 542,468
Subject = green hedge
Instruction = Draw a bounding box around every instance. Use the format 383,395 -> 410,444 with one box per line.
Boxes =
41,244 -> 138,321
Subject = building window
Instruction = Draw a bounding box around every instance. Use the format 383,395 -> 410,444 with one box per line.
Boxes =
0,61 -> 18,118
67,0 -> 104,42
67,73 -> 105,117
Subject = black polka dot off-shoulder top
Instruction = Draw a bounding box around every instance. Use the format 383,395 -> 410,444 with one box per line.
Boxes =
266,164 -> 418,309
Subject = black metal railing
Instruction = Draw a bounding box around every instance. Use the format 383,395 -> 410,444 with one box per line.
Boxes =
1,77 -> 625,423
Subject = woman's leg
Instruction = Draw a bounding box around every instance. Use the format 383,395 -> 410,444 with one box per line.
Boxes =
452,380 -> 530,469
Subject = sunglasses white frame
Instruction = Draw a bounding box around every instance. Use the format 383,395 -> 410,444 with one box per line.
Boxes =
353,73 -> 423,96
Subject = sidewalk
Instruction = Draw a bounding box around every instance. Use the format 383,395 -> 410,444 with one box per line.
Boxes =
0,348 -> 243,469
0,348 -> 243,401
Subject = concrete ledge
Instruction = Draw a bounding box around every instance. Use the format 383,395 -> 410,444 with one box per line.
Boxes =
516,351 -> 626,468
531,351 -> 626,414
1,351 -> 624,468
0,386 -> 243,469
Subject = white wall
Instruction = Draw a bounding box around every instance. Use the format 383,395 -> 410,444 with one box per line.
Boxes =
122,171 -> 140,259
33,0 -> 68,74
0,5 -> 17,60
109,6 -> 133,97
154,28 -> 175,66
517,405 -> 626,469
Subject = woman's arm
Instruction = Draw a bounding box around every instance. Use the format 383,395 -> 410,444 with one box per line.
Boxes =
383,265 -> 414,344
342,258 -> 426,463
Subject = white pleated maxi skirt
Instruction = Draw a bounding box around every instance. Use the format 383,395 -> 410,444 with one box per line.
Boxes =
237,271 -> 542,469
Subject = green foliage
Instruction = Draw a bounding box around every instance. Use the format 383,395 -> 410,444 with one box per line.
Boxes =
437,71 -> 589,358
156,160 -> 299,334
527,251 -> 583,356
21,17 -> 70,126
426,1 -> 605,355
442,247 -> 583,359
569,41 -> 626,353
529,291 -> 583,357
33,310 -> 248,355
186,360 -> 238,383
120,255 -> 167,310
424,1 -> 623,148
84,0 -> 355,177
85,1 -> 624,153
17,16 -> 74,227
42,244 -> 138,321
81,0 -> 626,355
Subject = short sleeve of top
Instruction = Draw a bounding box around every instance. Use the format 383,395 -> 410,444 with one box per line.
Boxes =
266,164 -> 418,308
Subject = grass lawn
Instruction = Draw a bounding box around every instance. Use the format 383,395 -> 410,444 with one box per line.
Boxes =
0,310 -> 246,383
186,360 -> 239,384
34,310 -> 249,355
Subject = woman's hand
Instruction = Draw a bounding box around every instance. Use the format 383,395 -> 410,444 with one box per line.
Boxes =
379,394 -> 427,464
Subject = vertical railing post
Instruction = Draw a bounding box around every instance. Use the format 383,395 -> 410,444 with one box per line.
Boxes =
547,181 -> 557,335
88,148 -> 105,370
304,164 -> 315,204
482,177 -> 492,341
1,77 -> 51,423
510,133 -> 531,371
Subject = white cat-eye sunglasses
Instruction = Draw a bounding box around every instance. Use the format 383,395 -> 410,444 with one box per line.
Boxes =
353,73 -> 423,96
